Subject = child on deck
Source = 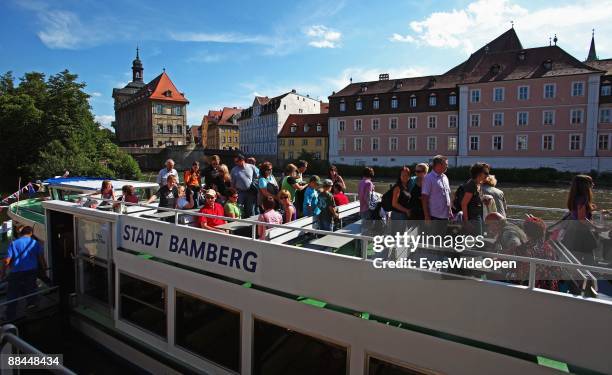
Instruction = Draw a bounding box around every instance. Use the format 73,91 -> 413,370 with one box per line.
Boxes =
99,180 -> 116,206
317,179 -> 339,231
121,185 -> 139,204
257,196 -> 283,240
302,175 -> 321,217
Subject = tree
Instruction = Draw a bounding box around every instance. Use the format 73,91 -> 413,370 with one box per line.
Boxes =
0,69 -> 141,189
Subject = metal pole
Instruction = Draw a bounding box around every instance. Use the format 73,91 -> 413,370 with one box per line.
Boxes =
528,262 -> 536,290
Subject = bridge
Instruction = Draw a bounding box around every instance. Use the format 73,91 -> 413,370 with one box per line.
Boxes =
120,145 -> 240,170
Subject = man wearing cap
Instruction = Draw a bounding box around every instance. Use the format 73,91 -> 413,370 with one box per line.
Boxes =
156,159 -> 179,189
198,189 -> 227,233
317,179 -> 338,231
230,154 -> 259,217
303,175 -> 321,217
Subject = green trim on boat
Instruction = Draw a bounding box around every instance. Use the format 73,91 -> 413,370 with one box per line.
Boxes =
298,297 -> 326,308
537,357 -> 569,372
242,282 -> 252,288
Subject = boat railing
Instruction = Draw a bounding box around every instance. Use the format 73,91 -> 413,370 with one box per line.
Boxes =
69,196 -> 612,296
0,324 -> 77,374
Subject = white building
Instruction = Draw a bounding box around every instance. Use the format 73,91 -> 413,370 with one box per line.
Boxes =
239,90 -> 321,160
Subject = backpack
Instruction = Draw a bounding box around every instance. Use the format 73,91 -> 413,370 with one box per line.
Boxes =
452,183 -> 466,214
381,184 -> 395,212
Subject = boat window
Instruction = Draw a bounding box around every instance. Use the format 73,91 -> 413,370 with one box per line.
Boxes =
175,291 -> 240,372
77,219 -> 110,260
368,356 -> 436,375
57,189 -> 83,202
252,319 -> 347,375
119,273 -> 167,338
79,260 -> 109,304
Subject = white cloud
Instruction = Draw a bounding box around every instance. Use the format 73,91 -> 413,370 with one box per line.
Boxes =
94,115 -> 114,128
36,10 -> 86,49
390,0 -> 612,56
170,32 -> 272,45
89,92 -> 102,97
305,25 -> 342,48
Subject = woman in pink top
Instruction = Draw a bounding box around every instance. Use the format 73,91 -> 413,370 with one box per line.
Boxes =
358,167 -> 375,219
258,196 -> 283,240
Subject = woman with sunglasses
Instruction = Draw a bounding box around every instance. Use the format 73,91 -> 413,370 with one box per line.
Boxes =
257,162 -> 279,211
278,189 -> 297,223
461,162 -> 490,235
224,187 -> 242,219
408,163 -> 428,222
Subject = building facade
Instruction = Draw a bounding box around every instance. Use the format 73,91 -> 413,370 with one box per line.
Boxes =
205,107 -> 242,150
239,90 -> 322,161
278,114 -> 329,162
113,49 -> 189,147
328,29 -> 612,172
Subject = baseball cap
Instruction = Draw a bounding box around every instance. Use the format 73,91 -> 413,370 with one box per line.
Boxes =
205,189 -> 217,197
322,179 -> 333,187
309,175 -> 321,184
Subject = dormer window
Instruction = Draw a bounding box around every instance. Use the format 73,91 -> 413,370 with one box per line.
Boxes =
395,80 -> 403,89
449,92 -> 457,105
518,51 -> 526,61
304,124 -> 310,132
543,59 -> 552,70
316,124 -> 322,132
339,99 -> 346,112
490,64 -> 501,75
360,84 -> 368,92
409,94 -> 417,108
290,124 -> 297,133
391,96 -> 398,109
164,90 -> 172,97
355,98 -> 363,111
429,93 -> 437,106
429,77 -> 436,87
373,97 -> 380,109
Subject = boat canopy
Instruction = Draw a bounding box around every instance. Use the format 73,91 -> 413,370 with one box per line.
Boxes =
43,177 -> 158,193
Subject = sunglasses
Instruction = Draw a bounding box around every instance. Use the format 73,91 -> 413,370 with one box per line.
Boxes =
280,196 -> 289,200
416,170 -> 425,173
205,196 -> 216,199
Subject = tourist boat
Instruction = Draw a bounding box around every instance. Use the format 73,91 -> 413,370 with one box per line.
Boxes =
5,177 -> 159,242
4,178 -> 612,374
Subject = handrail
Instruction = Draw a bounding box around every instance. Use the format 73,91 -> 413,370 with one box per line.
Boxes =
0,286 -> 59,308
0,324 -> 77,375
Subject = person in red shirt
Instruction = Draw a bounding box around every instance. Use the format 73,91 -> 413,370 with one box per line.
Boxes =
332,183 -> 350,206
198,189 -> 227,233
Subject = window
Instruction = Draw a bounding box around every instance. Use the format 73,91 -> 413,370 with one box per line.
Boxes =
572,81 -> 584,97
409,95 -> 417,107
429,94 -> 437,106
517,112 -> 528,126
391,96 -> 399,109
389,137 -> 398,151
339,100 -> 346,112
543,110 -> 555,125
571,109 -> 584,124
315,138 -> 322,146
176,125 -> 182,134
371,137 -> 379,151
599,134 -> 610,150
470,89 -> 481,103
492,135 -> 503,151
221,136 -> 226,143
279,139 -> 285,146
355,99 -> 363,111
389,118 -> 398,130
427,136 -> 437,151
175,291 -> 240,372
157,125 -> 163,133
354,119 -> 362,131
408,117 -> 417,129
119,273 -> 166,338
314,152 -> 321,160
470,114 -> 480,127
516,135 -> 528,151
167,125 -> 173,133
289,139 -> 295,146
298,109 -> 303,114
338,138 -> 345,151
493,112 -> 504,127
448,115 -> 457,128
544,84 -> 555,99
316,124 -> 322,132
427,116 -> 437,129
154,103 -> 162,114
288,151 -> 294,159
600,108 -> 611,123
371,119 -> 380,131
518,86 -> 529,100
253,319 -> 348,375
338,120 -> 345,131
172,106 -> 182,115
373,97 -> 380,109
354,138 -> 362,151
449,93 -> 457,105
407,136 -> 417,151
290,126 -> 296,133
602,85 -> 612,96
368,356 -> 431,375
570,134 -> 582,150
448,136 -> 457,151
542,135 -> 554,151
302,139 -> 308,146
469,136 -> 479,151
493,87 -> 504,102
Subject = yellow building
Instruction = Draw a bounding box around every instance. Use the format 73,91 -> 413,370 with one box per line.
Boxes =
278,113 -> 328,161
205,107 -> 242,150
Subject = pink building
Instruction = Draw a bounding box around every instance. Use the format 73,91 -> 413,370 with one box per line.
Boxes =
328,29 -> 612,172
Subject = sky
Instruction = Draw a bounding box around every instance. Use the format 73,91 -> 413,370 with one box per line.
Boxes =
1,0 -> 611,128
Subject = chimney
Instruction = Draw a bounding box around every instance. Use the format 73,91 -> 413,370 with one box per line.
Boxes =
291,89 -> 296,93
379,73 -> 389,81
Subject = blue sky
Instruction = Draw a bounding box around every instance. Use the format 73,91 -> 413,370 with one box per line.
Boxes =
1,0 -> 611,127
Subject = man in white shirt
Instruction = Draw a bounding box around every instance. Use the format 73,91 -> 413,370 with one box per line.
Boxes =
156,159 -> 178,188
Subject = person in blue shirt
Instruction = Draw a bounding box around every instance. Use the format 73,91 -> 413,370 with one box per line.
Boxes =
303,175 -> 321,217
1,226 -> 46,320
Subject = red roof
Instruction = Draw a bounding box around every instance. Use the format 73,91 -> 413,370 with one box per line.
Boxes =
278,113 -> 328,138
146,72 -> 189,103
218,107 -> 242,125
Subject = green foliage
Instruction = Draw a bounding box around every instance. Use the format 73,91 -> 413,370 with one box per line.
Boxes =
0,69 -> 141,188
